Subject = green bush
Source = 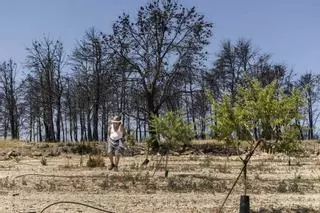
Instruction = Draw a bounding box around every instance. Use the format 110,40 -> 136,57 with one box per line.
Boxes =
209,79 -> 305,154
150,111 -> 194,152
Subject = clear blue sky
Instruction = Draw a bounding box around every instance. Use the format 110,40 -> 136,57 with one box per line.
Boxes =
0,0 -> 319,76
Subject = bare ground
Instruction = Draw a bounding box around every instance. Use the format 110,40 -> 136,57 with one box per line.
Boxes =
1,143 -> 320,212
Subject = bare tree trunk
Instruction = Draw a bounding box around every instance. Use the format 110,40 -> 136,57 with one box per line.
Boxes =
144,112 -> 147,138
307,90 -> 313,139
56,102 -> 62,142
4,112 -> 8,140
136,109 -> 140,142
38,115 -> 42,142
189,82 -> 197,139
92,101 -> 99,141
80,110 -> 85,141
64,111 -> 68,142
87,111 -> 92,141
73,111 -> 78,142
101,104 -> 106,141
29,113 -> 33,142
69,106 -> 73,142
200,118 -> 206,139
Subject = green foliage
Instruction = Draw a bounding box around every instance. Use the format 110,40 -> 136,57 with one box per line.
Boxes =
150,111 -> 194,152
209,95 -> 240,145
143,136 -> 158,152
210,79 -> 305,153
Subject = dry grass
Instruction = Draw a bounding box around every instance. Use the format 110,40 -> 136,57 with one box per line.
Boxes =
0,140 -> 30,148
1,139 -> 320,212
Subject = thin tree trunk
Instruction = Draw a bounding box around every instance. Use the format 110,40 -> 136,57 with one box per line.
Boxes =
80,110 -> 85,141
69,107 -> 73,142
101,104 -> 106,141
92,103 -> 99,141
38,116 -> 42,142
308,94 -> 313,139
73,111 -> 78,142
87,110 -> 92,141
29,114 -> 33,142
136,109 -> 140,142
56,104 -> 61,142
4,112 -> 8,140
189,82 -> 197,139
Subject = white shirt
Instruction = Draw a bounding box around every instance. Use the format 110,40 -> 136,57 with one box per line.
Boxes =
110,124 -> 123,141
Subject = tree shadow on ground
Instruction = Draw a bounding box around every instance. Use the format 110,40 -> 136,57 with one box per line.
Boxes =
252,207 -> 318,213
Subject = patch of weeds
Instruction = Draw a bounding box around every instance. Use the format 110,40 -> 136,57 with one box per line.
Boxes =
47,180 -> 57,191
146,162 -> 156,171
38,143 -> 50,149
253,161 -> 265,171
197,179 -> 215,192
80,156 -> 83,167
254,173 -> 262,181
122,171 -> 134,183
199,156 -> 211,168
146,179 -> 157,191
167,176 -> 185,191
141,172 -> 157,191
296,161 -> 303,167
34,179 -> 46,192
47,148 -> 61,157
86,155 -> 105,168
99,178 -> 110,190
72,178 -> 86,191
21,177 -> 27,185
40,157 -> 47,166
214,179 -> 228,193
61,146 -> 70,153
13,157 -> 21,163
277,175 -> 301,193
289,175 -> 300,192
178,165 -> 195,172
277,180 -> 288,193
167,176 -> 195,192
57,143 -> 64,147
61,164 -> 76,169
189,155 -> 199,161
0,177 -> 15,189
72,142 -> 100,155
216,162 -> 230,173
129,162 -> 140,170
61,156 -> 73,169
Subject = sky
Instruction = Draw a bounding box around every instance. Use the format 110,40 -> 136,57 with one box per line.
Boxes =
0,0 -> 319,77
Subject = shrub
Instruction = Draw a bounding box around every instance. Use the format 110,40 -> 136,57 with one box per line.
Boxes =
72,142 -> 100,155
40,157 -> 47,166
86,155 -> 105,168
150,111 -> 194,152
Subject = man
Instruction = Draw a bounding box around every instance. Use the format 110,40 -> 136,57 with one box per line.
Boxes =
107,115 -> 126,171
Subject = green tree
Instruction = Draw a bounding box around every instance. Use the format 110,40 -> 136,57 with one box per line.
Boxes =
210,79 -> 305,152
210,79 -> 304,209
150,111 -> 194,177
